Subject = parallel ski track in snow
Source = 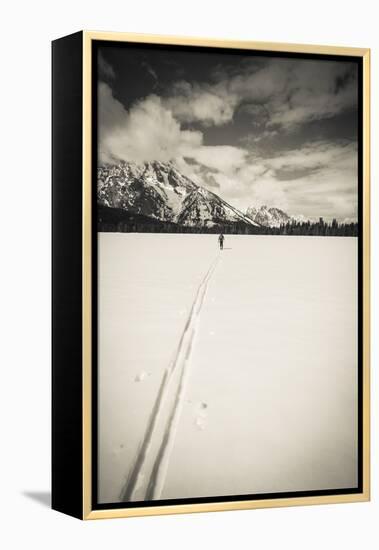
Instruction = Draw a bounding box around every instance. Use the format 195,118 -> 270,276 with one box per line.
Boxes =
120,252 -> 220,502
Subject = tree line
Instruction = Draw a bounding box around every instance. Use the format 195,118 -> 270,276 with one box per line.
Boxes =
98,206 -> 358,237
258,218 -> 358,237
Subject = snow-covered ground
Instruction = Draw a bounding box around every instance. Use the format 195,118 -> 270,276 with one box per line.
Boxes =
98,233 -> 358,504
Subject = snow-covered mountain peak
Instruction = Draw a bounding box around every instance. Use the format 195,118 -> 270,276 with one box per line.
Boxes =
246,205 -> 308,228
98,160 -> 259,228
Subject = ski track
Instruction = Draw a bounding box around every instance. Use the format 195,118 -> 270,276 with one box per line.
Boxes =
120,252 -> 220,502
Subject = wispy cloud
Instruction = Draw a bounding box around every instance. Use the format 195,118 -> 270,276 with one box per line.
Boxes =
98,52 -> 116,81
141,61 -> 158,84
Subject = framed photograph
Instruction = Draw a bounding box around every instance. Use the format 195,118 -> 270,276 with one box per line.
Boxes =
52,31 -> 370,520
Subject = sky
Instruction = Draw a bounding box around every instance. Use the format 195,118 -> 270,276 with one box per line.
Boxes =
97,43 -> 359,221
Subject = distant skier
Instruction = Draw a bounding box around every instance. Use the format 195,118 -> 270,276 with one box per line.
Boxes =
218,233 -> 225,250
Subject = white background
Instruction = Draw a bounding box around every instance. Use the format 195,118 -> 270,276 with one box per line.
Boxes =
1,0 -> 377,548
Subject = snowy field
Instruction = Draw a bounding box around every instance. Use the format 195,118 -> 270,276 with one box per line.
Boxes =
98,233 -> 358,504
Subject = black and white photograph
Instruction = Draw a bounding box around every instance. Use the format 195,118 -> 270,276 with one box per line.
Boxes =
2,0 -> 376,541
96,43 -> 361,505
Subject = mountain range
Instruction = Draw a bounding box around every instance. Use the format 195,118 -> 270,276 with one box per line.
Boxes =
97,160 -> 308,230
98,161 -> 259,228
244,206 -> 309,227
245,206 -> 290,228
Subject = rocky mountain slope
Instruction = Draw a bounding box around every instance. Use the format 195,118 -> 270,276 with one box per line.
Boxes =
246,205 -> 309,228
246,206 -> 291,227
98,161 -> 259,228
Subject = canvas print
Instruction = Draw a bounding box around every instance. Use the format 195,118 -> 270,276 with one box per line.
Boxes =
96,44 -> 360,505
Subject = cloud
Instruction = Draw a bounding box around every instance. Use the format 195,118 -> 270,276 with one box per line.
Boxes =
179,140 -> 358,221
187,145 -> 248,173
206,163 -> 290,213
233,141 -> 358,220
268,59 -> 358,130
249,129 -> 278,143
265,141 -> 357,173
165,81 -> 237,126
98,83 -> 202,164
162,58 -> 357,130
141,61 -> 158,84
98,52 -> 115,81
